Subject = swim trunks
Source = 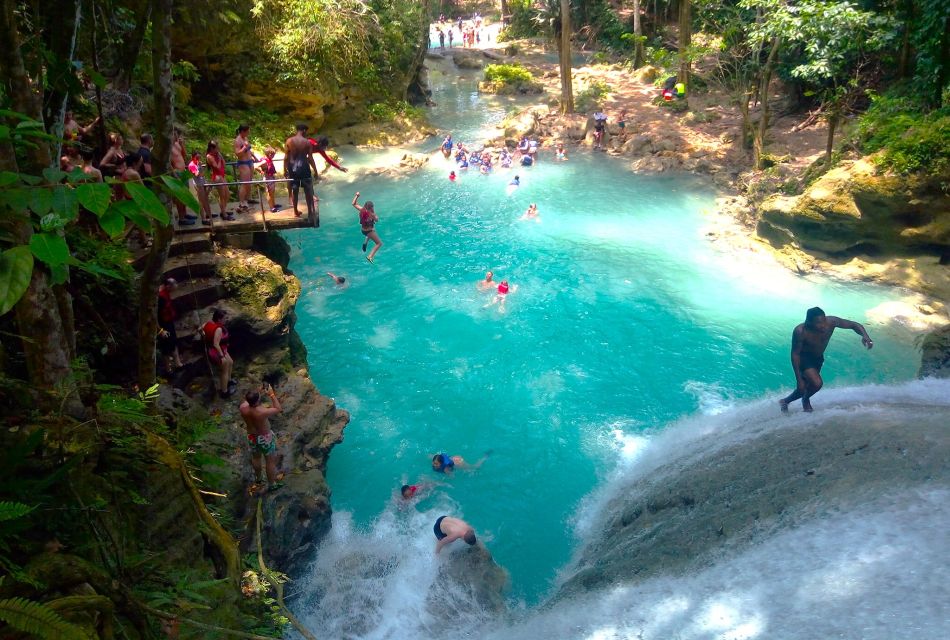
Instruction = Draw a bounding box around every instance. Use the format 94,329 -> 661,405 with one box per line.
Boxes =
434,515 -> 448,540
799,353 -> 825,372
247,431 -> 276,456
235,159 -> 255,167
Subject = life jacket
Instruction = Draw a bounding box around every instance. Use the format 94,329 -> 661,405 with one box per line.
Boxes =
158,288 -> 175,324
498,282 -> 510,294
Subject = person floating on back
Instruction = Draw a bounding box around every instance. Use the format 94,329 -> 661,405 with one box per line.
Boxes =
433,515 -> 477,554
779,306 -> 873,413
352,191 -> 382,263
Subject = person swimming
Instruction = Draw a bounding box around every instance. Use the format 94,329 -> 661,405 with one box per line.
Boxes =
484,281 -> 517,309
509,175 -> 520,187
520,203 -> 539,222
449,170 -> 457,181
477,270 -> 494,290
555,143 -> 567,161
431,451 -> 487,473
326,271 -> 346,285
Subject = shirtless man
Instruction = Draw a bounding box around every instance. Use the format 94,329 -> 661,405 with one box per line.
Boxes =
779,307 -> 873,413
170,129 -> 197,226
284,124 -> 318,222
239,384 -> 285,494
477,270 -> 494,290
79,149 -> 102,182
233,124 -> 256,210
433,515 -> 477,554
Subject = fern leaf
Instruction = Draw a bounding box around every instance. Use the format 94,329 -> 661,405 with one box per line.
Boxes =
0,597 -> 91,640
0,501 -> 35,522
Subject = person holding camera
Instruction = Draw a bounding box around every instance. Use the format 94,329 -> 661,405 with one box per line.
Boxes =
239,383 -> 285,495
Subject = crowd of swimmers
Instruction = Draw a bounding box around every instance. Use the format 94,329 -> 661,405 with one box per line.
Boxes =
432,12 -> 489,51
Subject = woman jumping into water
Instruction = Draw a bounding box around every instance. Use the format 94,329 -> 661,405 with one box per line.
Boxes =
352,191 -> 382,263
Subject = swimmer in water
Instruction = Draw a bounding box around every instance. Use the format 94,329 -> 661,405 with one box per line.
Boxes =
449,170 -> 457,181
483,280 -> 517,309
433,515 -> 477,554
509,175 -> 520,187
477,270 -> 495,290
326,272 -> 346,286
520,203 -> 539,222
400,482 -> 437,500
431,452 -> 488,474
555,143 -> 567,161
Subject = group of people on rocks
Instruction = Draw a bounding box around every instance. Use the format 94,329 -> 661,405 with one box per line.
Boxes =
432,13 -> 488,51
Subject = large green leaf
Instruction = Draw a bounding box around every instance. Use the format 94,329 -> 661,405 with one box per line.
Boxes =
110,199 -> 150,231
98,209 -> 125,238
29,232 -> 70,267
160,174 -> 201,213
0,597 -> 92,640
50,186 -> 79,222
0,246 -> 33,316
42,167 -> 66,184
30,187 -> 52,216
0,187 -> 32,214
126,182 -> 170,225
75,183 -> 111,216
0,171 -> 20,186
49,263 -> 69,286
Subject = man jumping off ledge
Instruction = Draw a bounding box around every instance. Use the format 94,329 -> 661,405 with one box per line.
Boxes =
780,306 -> 873,413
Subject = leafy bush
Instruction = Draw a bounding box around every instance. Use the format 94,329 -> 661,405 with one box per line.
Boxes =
575,79 -> 611,113
484,63 -> 534,85
498,0 -> 540,40
855,92 -> 950,175
366,100 -> 425,123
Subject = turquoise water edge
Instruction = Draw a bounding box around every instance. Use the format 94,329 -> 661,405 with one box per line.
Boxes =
283,62 -> 922,618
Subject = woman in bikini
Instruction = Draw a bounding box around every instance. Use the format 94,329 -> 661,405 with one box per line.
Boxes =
206,140 -> 232,220
352,191 -> 383,263
98,133 -> 126,177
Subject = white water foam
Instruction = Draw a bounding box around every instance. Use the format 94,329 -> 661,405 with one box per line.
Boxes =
292,379 -> 950,639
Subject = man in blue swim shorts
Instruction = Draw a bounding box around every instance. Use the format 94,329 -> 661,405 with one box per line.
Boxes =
433,515 -> 477,553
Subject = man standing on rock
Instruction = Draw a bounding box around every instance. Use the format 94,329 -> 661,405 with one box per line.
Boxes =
240,384 -> 285,495
433,515 -> 477,554
285,123 -> 318,222
780,307 -> 873,413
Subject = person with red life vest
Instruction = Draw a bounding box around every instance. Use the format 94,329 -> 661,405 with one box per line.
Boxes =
256,146 -> 281,212
352,191 -> 383,263
206,140 -> 231,220
484,279 -> 517,309
203,309 -> 235,398
157,278 -> 183,374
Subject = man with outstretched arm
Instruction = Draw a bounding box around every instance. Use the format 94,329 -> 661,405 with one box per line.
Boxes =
779,307 -> 873,413
284,123 -> 318,222
433,515 -> 477,554
239,383 -> 285,495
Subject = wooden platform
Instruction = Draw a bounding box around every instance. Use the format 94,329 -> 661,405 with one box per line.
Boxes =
177,200 -> 320,236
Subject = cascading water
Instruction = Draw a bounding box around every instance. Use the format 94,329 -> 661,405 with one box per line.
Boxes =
287,56 -> 948,638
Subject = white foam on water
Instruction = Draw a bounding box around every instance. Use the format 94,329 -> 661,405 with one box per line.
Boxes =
683,380 -> 735,415
293,379 -> 950,639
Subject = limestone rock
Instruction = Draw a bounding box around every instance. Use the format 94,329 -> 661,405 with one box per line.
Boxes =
757,158 -> 950,257
215,248 -> 301,338
621,134 -> 652,156
920,325 -> 950,378
424,544 -> 509,620
452,50 -> 484,69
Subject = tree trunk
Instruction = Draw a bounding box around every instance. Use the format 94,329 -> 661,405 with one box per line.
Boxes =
559,0 -> 574,114
0,0 -> 79,414
499,0 -> 508,22
137,0 -> 175,389
633,0 -> 644,68
677,0 -> 691,103
824,108 -> 838,166
113,0 -> 152,91
753,36 -> 781,170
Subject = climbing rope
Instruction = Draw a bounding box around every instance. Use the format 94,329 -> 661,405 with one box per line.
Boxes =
255,498 -> 318,640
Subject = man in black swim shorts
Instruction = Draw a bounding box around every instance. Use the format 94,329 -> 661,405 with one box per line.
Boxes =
284,123 -> 318,223
433,515 -> 477,554
779,306 -> 874,413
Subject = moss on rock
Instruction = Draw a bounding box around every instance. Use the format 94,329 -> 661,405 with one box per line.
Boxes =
216,248 -> 300,329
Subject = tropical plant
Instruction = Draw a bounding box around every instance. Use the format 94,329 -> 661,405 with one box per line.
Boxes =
0,597 -> 92,640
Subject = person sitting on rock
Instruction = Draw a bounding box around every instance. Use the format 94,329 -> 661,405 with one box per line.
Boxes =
239,383 -> 286,495
433,515 -> 477,554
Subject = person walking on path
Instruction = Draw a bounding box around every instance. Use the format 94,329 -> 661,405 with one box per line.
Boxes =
433,515 -> 477,554
352,191 -> 382,263
239,384 -> 286,495
779,306 -> 873,413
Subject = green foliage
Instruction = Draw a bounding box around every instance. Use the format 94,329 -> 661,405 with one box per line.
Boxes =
250,0 -> 427,97
499,0 -> 542,40
575,79 -> 611,113
484,63 -> 534,85
366,100 -> 425,123
0,501 -> 35,522
855,92 -> 950,175
0,597 -> 92,640
0,247 -> 33,316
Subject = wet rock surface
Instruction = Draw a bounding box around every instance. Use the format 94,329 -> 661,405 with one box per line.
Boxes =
556,402 -> 950,599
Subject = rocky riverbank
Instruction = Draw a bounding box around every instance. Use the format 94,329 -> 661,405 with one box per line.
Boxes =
157,231 -> 350,579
